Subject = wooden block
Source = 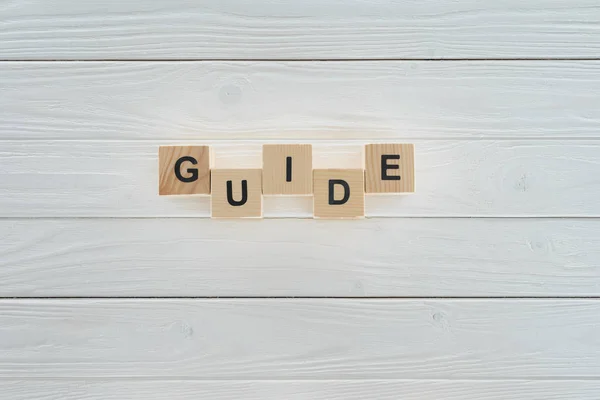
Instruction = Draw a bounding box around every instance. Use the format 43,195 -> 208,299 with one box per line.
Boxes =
158,145 -> 210,195
313,169 -> 365,219
211,169 -> 263,218
262,144 -> 313,195
365,143 -> 415,193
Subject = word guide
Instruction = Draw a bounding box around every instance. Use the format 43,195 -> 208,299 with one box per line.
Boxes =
159,144 -> 415,218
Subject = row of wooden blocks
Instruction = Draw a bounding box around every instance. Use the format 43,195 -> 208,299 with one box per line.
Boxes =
159,144 -> 415,218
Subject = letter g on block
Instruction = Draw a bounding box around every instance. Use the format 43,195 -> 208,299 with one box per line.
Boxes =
158,145 -> 211,195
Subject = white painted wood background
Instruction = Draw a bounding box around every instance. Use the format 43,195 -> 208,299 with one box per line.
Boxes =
1,1 -> 599,398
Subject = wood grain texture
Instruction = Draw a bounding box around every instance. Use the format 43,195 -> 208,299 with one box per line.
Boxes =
158,145 -> 210,195
210,169 -> 262,218
1,61 -> 600,140
365,143 -> 415,193
263,144 -> 313,195
313,169 -> 365,219
2,218 -> 599,297
3,380 -> 600,400
0,0 -> 599,59
1,140 -> 599,217
1,299 -> 600,378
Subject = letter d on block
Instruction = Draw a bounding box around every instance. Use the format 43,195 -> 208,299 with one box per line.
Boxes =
313,169 -> 364,219
211,169 -> 263,218
328,179 -> 350,205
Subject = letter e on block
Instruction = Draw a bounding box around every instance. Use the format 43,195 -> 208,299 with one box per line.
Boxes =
263,144 -> 312,195
211,169 -> 263,218
313,169 -> 364,219
158,146 -> 210,195
365,144 -> 415,193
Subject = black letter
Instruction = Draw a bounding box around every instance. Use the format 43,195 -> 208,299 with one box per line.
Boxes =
286,156 -> 292,182
381,154 -> 401,180
174,156 -> 198,183
329,179 -> 350,205
227,180 -> 248,206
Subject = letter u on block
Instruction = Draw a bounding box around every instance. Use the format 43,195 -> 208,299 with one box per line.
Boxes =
211,169 -> 263,218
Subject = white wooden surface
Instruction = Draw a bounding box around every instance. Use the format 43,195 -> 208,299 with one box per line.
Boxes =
1,0 -> 599,59
5,380 -> 600,400
1,140 -> 599,217
1,61 -> 599,140
1,218 -> 599,297
1,0 -> 599,397
1,299 -> 600,378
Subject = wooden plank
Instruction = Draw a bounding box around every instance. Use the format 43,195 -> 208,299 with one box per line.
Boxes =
0,0 -> 598,59
1,61 -> 600,140
1,140 -> 599,217
3,380 -> 600,400
1,218 -> 599,297
1,299 -> 599,378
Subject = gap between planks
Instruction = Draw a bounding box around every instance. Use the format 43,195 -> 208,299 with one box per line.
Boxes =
2,58 -> 600,62
2,297 -> 600,300
7,137 -> 600,141
3,216 -> 600,220
1,377 -> 600,382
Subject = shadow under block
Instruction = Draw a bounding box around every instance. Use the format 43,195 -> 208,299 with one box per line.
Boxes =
262,144 -> 313,195
211,169 -> 263,218
365,143 -> 415,193
158,145 -> 210,195
313,169 -> 365,219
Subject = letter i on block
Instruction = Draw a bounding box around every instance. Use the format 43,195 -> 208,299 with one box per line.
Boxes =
262,144 -> 313,195
313,169 -> 365,219
158,145 -> 211,195
211,169 -> 263,218
365,144 -> 415,193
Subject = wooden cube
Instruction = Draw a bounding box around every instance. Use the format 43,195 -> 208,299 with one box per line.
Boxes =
158,145 -> 210,195
313,169 -> 365,219
262,144 -> 313,195
365,144 -> 415,193
211,169 -> 263,218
